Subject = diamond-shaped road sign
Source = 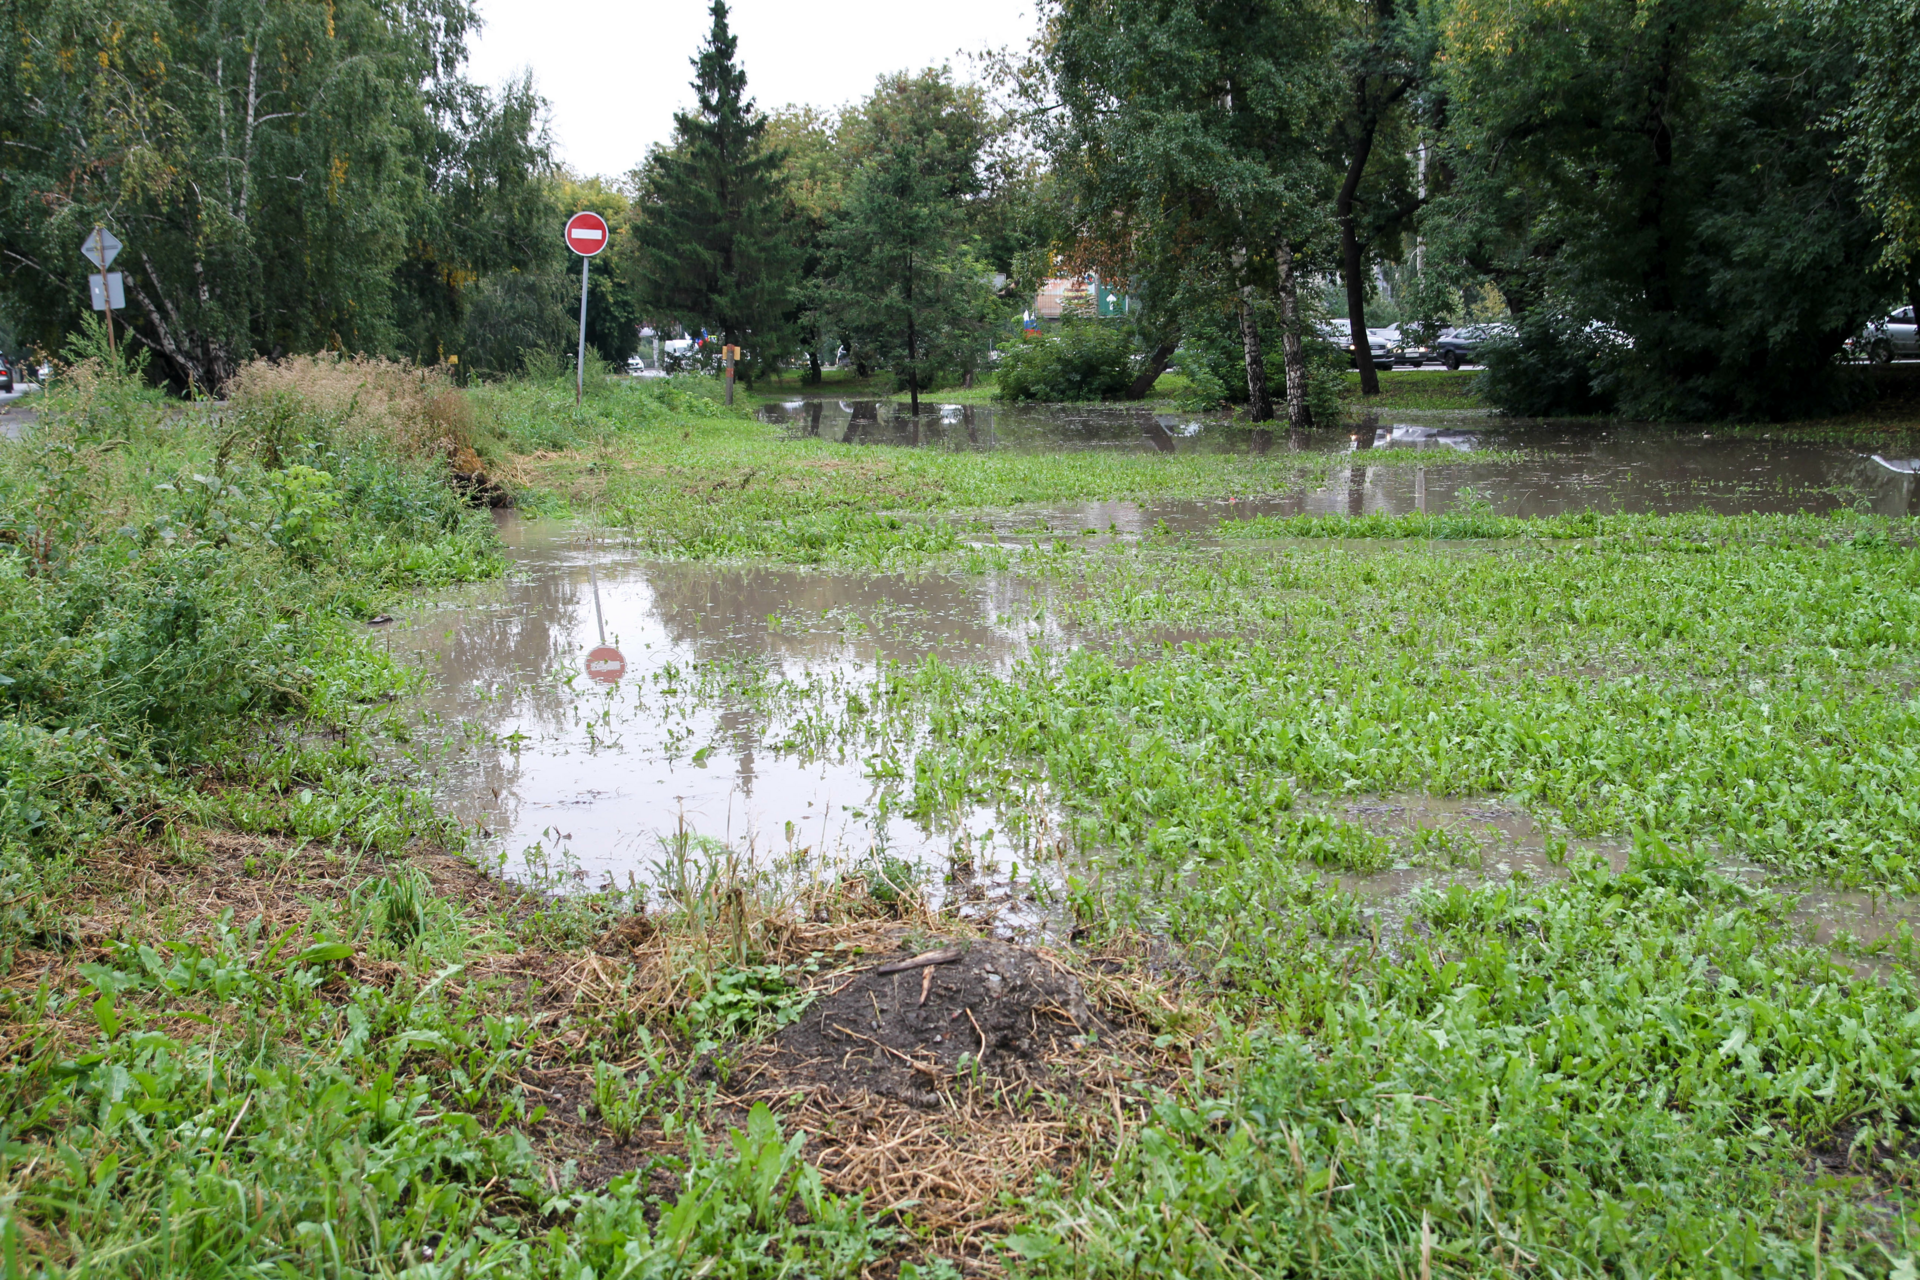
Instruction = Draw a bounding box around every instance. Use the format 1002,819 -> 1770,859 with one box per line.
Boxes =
80,226 -> 123,270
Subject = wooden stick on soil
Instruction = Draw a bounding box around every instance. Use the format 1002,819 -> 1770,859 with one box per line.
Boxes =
966,1007 -> 989,1064
874,945 -> 965,974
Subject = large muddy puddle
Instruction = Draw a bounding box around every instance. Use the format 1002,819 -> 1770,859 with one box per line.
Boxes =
392,411 -> 1919,952
391,516 -> 1082,912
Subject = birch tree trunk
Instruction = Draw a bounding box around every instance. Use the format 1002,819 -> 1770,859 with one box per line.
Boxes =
1276,241 -> 1311,432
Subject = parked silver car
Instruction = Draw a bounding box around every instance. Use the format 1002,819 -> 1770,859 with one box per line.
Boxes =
1321,319 -> 1395,369
1851,306 -> 1919,363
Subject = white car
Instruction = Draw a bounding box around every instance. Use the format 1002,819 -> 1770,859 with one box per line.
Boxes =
1854,306 -> 1919,363
1320,319 -> 1395,369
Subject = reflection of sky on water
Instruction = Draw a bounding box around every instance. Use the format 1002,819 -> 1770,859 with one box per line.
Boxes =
393,517 -> 1081,896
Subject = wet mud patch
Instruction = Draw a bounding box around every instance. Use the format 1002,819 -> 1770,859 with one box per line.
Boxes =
709,938 -> 1185,1251
744,939 -> 1103,1102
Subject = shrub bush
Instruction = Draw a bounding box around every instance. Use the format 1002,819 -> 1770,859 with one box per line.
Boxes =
995,322 -> 1138,402
1477,312 -> 1620,418
0,356 -> 505,783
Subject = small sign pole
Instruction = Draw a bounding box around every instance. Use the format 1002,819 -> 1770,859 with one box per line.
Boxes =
723,343 -> 739,405
92,227 -> 116,359
576,253 -> 591,408
561,211 -> 611,408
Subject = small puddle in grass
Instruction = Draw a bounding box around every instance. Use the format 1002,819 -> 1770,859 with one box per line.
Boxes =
1320,794 -> 1920,976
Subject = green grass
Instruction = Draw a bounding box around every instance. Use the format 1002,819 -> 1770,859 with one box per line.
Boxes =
479,374 -> 1504,566
1343,367 -> 1488,411
855,517 -> 1920,1274
898,516 -> 1920,890
9,364 -> 1920,1278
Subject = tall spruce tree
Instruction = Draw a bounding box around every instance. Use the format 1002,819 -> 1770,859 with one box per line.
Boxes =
633,1 -> 797,365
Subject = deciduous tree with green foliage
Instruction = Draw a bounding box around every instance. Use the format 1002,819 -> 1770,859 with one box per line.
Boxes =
631,0 -> 798,372
1835,0 -> 1920,316
764,106 -> 849,383
1037,0 -> 1339,428
0,0 -> 550,389
820,70 -> 1003,414
1427,0 -> 1888,420
1328,0 -> 1432,396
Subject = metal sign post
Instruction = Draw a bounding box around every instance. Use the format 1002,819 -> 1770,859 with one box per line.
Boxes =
563,211 -> 611,407
80,226 -> 124,359
575,255 -> 591,407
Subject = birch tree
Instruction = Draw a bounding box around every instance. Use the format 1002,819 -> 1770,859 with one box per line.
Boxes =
0,0 -> 549,388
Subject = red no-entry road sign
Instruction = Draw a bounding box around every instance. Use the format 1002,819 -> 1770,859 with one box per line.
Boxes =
565,211 -> 609,257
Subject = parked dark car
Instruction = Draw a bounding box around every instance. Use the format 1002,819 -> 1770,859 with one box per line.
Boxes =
1434,324 -> 1509,369
1378,324 -> 1433,367
0,353 -> 12,394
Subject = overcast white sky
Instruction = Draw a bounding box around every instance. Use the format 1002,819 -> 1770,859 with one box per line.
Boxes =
466,0 -> 1044,182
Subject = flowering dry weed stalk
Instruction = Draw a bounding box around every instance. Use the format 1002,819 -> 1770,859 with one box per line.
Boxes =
228,354 -> 477,463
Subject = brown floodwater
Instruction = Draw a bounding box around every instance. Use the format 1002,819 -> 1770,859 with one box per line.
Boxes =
389,515 -> 1091,906
761,400 -> 1920,523
389,409 -> 1918,951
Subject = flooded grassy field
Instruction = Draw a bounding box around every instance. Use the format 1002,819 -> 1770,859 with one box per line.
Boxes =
404,407 -> 1919,917
11,370 -> 1920,1276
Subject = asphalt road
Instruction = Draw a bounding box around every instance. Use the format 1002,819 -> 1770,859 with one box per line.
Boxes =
0,383 -> 40,439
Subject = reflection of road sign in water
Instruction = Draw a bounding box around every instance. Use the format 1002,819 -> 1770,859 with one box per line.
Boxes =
88,273 -> 126,311
80,227 -> 123,269
564,211 -> 609,257
585,646 -> 626,683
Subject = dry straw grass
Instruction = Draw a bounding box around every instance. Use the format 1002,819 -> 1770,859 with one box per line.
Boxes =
17,826 -> 1202,1273
227,354 -> 477,462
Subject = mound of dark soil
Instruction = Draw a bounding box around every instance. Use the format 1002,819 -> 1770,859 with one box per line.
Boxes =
750,939 -> 1105,1106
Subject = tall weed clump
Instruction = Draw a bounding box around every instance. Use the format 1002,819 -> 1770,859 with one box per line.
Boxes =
0,354 -> 504,878
226,354 -> 477,463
